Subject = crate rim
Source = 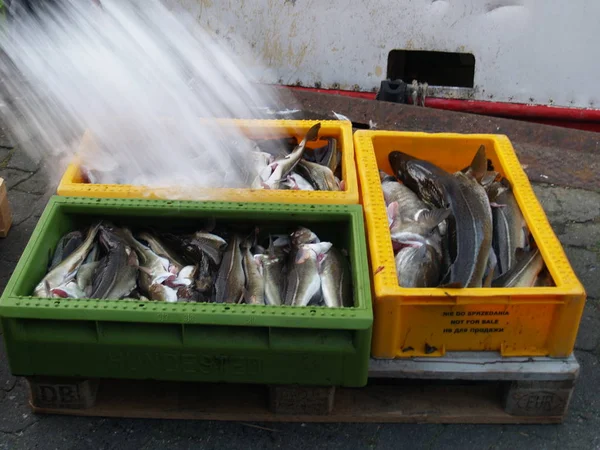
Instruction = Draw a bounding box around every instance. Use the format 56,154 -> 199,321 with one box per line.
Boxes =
0,196 -> 373,330
353,129 -> 586,298
57,119 -> 359,204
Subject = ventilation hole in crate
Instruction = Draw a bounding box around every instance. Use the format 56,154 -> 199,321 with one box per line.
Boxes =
310,309 -> 316,315
224,306 -> 230,311
54,300 -> 60,306
139,304 -> 145,308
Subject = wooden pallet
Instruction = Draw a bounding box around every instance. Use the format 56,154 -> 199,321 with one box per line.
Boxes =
26,352 -> 580,424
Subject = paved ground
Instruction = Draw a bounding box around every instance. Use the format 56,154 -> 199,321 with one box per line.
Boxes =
0,143 -> 599,449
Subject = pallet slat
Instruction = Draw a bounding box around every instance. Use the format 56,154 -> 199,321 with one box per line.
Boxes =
29,379 -> 563,424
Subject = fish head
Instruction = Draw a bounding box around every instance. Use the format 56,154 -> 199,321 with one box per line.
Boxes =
395,245 -> 441,288
388,151 -> 417,182
402,161 -> 448,207
291,227 -> 320,246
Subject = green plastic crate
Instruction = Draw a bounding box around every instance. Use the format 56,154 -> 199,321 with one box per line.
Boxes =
0,197 -> 372,387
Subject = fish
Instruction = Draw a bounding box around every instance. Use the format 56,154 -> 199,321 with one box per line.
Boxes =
492,248 -> 544,288
291,227 -> 320,247
137,231 -> 187,274
452,148 -> 493,287
389,146 -> 492,288
319,246 -> 352,307
252,151 -> 274,174
395,244 -> 441,288
116,227 -> 174,293
260,123 -> 321,189
384,178 -> 449,251
482,248 -> 498,288
149,283 -> 178,302
76,261 -> 100,296
305,138 -> 341,175
195,253 -> 214,293
490,184 -> 529,275
186,232 -> 228,266
49,230 -> 84,270
177,286 -> 206,303
296,160 -> 340,191
285,242 -> 332,307
34,223 -> 101,297
215,233 -> 245,303
253,137 -> 298,159
283,172 -> 315,191
160,231 -> 227,266
241,239 -> 265,305
89,227 -> 138,300
320,137 -> 342,175
167,265 -> 198,288
256,236 -> 288,306
51,281 -> 88,299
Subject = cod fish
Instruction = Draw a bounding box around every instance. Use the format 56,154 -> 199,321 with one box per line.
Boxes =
291,227 -> 320,247
389,146 -> 492,288
215,234 -> 245,303
34,223 -> 101,297
395,245 -> 441,288
384,176 -> 449,253
296,160 -> 341,191
319,246 -> 352,307
89,227 -> 138,300
51,281 -> 88,299
492,248 -> 544,288
48,230 -> 84,271
256,238 -> 288,306
258,123 -> 321,189
161,231 -> 227,266
195,253 -> 214,293
137,231 -> 187,274
241,239 -> 265,305
285,242 -> 332,307
383,175 -> 449,287
283,172 -> 315,191
489,183 -> 529,275
117,227 -> 174,293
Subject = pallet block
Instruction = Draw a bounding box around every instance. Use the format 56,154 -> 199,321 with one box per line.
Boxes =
0,178 -> 11,237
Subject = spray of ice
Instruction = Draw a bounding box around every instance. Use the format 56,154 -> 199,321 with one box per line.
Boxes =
0,0 -> 297,198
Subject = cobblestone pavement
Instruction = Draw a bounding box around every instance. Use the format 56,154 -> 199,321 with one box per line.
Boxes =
0,142 -> 599,450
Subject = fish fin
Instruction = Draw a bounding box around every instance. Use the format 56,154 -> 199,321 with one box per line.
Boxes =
481,171 -> 500,187
490,202 -> 507,208
420,207 -> 451,229
237,291 -> 245,304
295,247 -> 311,264
482,250 -> 497,288
469,145 -> 487,182
305,123 -> 321,142
387,202 -> 399,226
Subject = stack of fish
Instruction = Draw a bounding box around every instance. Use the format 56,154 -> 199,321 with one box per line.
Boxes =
83,123 -> 345,191
34,222 -> 353,307
383,145 -> 549,288
251,123 -> 344,191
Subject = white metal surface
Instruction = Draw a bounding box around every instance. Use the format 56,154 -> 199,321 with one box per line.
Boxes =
169,0 -> 600,109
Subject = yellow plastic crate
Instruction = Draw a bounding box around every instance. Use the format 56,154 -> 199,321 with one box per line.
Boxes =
354,130 -> 586,359
57,120 -> 358,204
